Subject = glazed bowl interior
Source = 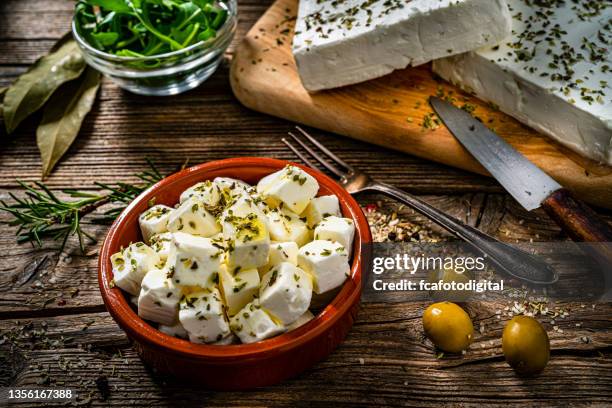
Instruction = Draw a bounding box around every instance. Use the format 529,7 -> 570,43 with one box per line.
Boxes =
99,157 -> 371,362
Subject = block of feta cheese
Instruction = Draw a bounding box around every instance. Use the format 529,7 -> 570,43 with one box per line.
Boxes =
286,310 -> 315,332
179,288 -> 231,344
260,241 -> 299,274
167,197 -> 220,237
314,216 -> 355,257
292,0 -> 512,91
219,266 -> 261,316
158,321 -> 188,338
303,195 -> 341,228
433,0 -> 612,165
149,232 -> 175,263
256,165 -> 318,214
230,301 -> 286,344
111,242 -> 160,296
222,212 -> 270,271
138,269 -> 182,326
259,262 -> 313,325
213,333 -> 239,345
266,207 -> 311,247
138,204 -> 172,244
179,180 -> 222,206
170,232 -> 223,287
298,240 -> 350,294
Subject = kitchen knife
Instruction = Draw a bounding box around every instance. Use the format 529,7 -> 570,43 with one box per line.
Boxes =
430,96 -> 612,294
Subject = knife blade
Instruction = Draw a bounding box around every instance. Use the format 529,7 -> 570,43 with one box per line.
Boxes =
430,97 -> 561,211
431,96 -> 612,297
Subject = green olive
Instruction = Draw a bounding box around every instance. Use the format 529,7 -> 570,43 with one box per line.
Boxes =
502,316 -> 550,376
423,302 -> 474,353
427,267 -> 473,302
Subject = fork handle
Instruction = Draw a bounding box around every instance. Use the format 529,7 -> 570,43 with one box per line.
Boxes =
365,182 -> 557,285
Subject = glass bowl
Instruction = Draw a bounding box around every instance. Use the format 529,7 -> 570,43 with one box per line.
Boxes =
72,0 -> 237,96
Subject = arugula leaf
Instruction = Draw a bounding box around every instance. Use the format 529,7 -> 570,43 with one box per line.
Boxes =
74,0 -> 229,58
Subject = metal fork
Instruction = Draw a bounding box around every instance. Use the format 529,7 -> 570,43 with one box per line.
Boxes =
283,126 -> 558,285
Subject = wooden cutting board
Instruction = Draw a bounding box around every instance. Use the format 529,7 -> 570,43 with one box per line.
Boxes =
230,0 -> 612,209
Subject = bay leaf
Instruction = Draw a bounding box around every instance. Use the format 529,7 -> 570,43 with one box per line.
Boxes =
37,67 -> 101,178
3,39 -> 86,134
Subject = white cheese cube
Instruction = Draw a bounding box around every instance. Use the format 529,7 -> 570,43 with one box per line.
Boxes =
219,266 -> 260,316
259,262 -> 313,325
179,180 -> 222,206
149,232 -> 175,262
303,195 -> 341,228
298,240 -> 350,294
266,207 -> 311,247
230,301 -> 286,344
224,194 -> 267,221
138,205 -> 173,244
293,0 -> 511,91
111,242 -> 160,296
256,165 -> 319,214
158,321 -> 188,339
222,212 -> 270,271
167,197 -> 220,237
286,310 -> 315,332
170,232 -> 223,287
138,269 -> 181,325
214,177 -> 251,201
179,288 -> 231,344
314,216 -> 356,257
261,241 -> 299,274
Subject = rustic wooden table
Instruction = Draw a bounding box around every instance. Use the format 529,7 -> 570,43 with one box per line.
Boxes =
1,1 -> 611,406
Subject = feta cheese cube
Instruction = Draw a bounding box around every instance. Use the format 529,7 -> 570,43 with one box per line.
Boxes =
303,195 -> 341,227
222,212 -> 270,271
138,269 -> 181,325
167,197 -> 220,237
138,204 -> 173,244
259,262 -> 313,325
179,288 -> 231,344
266,207 -> 311,247
213,333 -> 240,345
314,216 -> 355,257
149,232 -> 175,262
286,310 -> 315,332
170,232 -> 223,287
298,240 -> 350,294
158,321 -> 188,339
261,241 -> 299,274
230,301 -> 286,344
219,266 -> 261,316
214,177 -> 251,201
179,180 -> 221,206
111,242 -> 160,296
256,165 -> 319,214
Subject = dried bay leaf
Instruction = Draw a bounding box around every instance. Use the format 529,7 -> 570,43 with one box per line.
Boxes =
3,39 -> 86,134
37,67 -> 101,177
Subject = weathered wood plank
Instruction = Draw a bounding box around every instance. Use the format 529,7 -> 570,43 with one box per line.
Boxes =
1,303 -> 610,406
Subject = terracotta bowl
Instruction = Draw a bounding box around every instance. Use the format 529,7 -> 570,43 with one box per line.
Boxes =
98,157 -> 372,389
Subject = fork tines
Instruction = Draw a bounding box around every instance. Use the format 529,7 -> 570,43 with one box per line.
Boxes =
282,126 -> 353,178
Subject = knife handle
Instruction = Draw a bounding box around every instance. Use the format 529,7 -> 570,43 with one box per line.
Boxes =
541,189 -> 612,242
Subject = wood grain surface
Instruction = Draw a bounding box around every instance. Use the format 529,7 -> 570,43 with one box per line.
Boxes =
230,0 -> 612,209
0,0 -> 611,407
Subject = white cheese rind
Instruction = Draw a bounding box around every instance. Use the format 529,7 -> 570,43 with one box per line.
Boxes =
293,0 -> 511,91
432,1 -> 612,165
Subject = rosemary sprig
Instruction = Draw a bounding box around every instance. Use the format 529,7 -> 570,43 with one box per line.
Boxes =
0,159 -> 165,253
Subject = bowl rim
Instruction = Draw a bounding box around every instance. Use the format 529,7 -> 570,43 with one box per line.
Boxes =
98,157 -> 371,361
71,0 -> 237,63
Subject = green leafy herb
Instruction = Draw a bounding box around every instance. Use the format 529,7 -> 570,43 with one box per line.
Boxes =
3,38 -> 86,134
74,0 -> 229,59
36,67 -> 101,177
0,160 -> 165,253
